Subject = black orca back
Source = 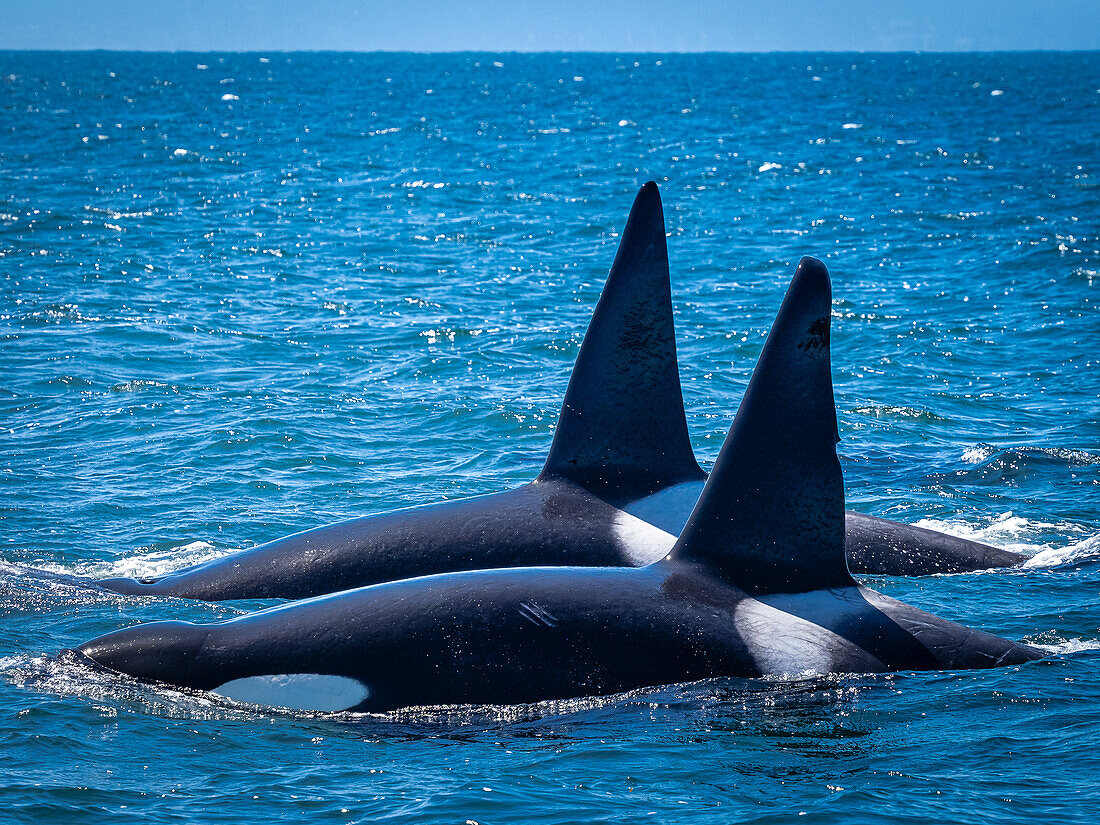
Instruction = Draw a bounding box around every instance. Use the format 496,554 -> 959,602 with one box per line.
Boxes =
540,182 -> 704,501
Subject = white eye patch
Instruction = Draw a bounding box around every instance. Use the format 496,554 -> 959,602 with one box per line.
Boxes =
212,673 -> 370,712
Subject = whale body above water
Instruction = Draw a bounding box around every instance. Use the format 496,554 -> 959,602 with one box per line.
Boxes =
75,258 -> 1042,713
97,184 -> 1022,603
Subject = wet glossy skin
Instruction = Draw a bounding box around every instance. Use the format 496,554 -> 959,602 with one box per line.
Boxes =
95,184 -> 1024,604
75,257 -> 1043,714
78,559 -> 1042,712
98,479 -> 1023,601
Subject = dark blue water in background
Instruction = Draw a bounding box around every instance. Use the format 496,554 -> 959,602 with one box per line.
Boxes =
2,51 -> 1098,824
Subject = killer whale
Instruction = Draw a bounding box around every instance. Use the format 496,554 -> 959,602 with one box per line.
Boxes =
97,183 -> 1022,602
74,258 -> 1042,713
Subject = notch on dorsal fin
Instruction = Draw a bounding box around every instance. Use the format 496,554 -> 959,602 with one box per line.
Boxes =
669,257 -> 854,594
539,182 -> 705,501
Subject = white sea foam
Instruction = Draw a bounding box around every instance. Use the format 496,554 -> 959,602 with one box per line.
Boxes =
758,162 -> 783,172
1022,533 -> 1100,569
35,540 -> 224,580
961,443 -> 997,463
912,512 -> 1100,568
1032,637 -> 1100,655
1,653 -> 264,721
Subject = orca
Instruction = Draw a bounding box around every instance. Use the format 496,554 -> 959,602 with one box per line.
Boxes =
97,184 -> 1021,602
74,258 -> 1042,714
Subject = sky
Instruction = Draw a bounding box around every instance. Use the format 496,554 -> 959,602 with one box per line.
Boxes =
3,0 -> 1099,52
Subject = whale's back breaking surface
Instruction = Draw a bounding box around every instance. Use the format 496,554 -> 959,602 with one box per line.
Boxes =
76,257 -> 1043,714
95,185 -> 1023,604
79,561 -> 1043,713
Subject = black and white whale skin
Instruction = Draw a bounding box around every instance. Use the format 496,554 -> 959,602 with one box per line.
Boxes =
75,259 -> 1042,713
97,184 -> 1021,602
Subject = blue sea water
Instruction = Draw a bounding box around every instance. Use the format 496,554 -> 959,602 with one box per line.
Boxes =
1,50 -> 1099,824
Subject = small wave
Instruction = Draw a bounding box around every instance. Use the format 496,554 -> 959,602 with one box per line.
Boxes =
851,403 -> 948,422
962,443 -> 998,463
1031,637 -> 1100,656
23,303 -> 101,325
0,562 -> 108,611
287,675 -> 872,728
913,512 -> 1100,566
2,650 -> 668,725
3,656 -> 873,728
1022,533 -> 1100,569
108,378 -> 180,394
1,653 -> 263,722
42,374 -> 96,389
35,541 -> 225,581
926,445 -> 1100,485
419,326 -> 487,345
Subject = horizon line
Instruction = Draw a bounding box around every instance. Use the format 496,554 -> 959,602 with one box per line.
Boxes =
3,47 -> 1099,55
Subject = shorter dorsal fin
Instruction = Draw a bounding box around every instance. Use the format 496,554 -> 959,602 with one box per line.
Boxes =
669,257 -> 854,594
539,182 -> 704,501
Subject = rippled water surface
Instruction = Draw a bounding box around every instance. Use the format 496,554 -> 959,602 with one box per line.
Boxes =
2,51 -> 1099,824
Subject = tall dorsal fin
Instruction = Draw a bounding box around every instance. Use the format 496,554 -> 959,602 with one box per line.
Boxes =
669,257 -> 854,594
539,182 -> 704,501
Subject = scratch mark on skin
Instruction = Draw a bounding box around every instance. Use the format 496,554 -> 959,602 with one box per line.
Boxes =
518,602 -> 559,628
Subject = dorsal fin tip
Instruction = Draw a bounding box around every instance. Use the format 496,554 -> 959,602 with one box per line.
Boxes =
669,256 -> 853,594
539,183 -> 703,501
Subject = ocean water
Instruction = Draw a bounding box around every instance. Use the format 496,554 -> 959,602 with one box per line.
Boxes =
2,51 -> 1099,824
